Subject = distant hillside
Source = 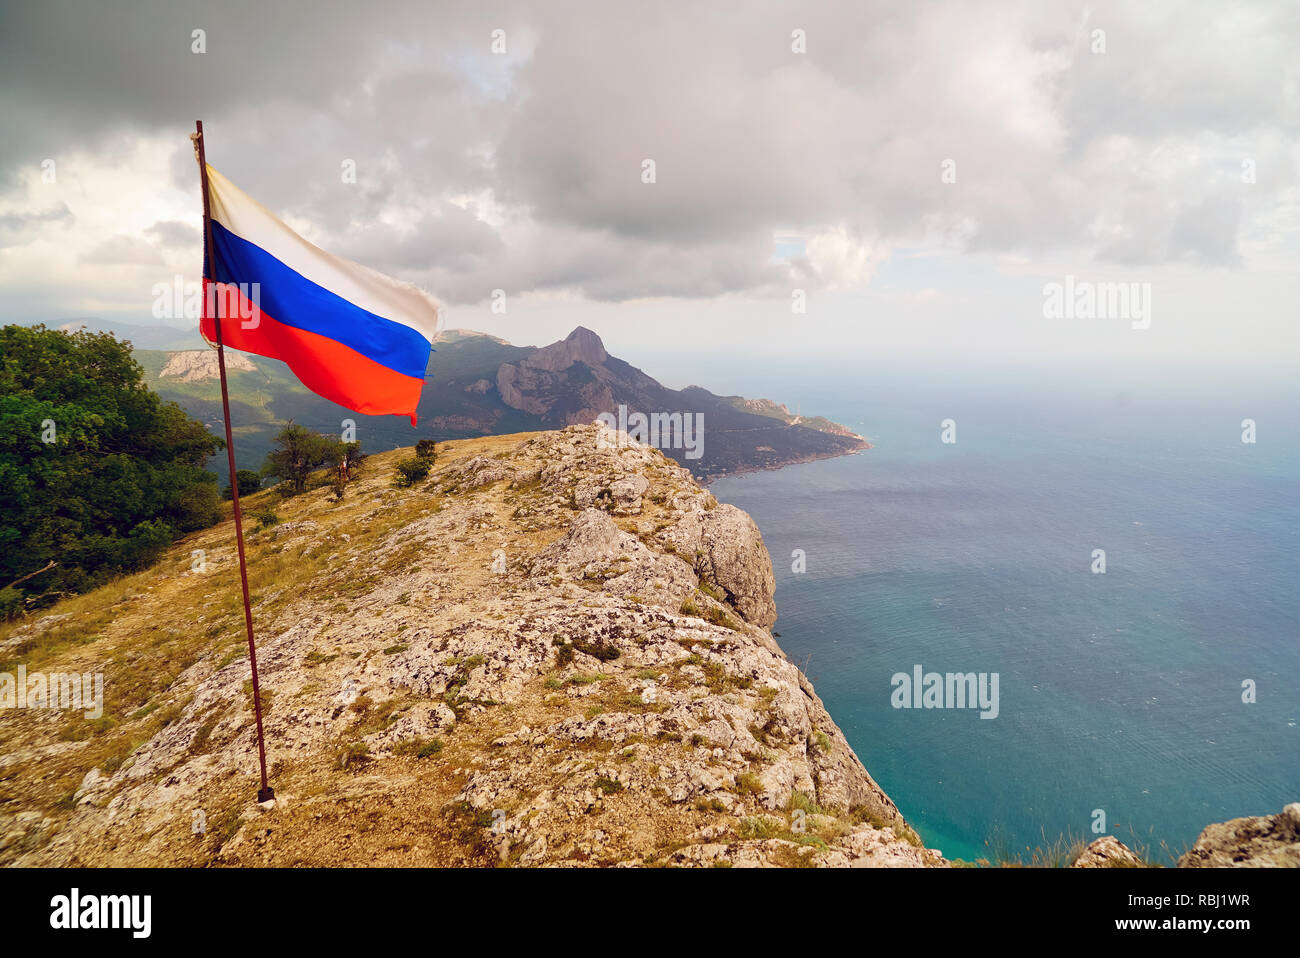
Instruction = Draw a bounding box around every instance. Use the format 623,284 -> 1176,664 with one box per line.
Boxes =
720,396 -> 866,441
136,326 -> 868,484
56,318 -> 206,351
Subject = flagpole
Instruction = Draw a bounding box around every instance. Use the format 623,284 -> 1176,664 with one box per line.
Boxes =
194,120 -> 274,803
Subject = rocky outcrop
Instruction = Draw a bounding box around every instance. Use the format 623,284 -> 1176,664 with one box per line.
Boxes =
4,421 -> 1288,869
1178,803 -> 1300,868
0,424 -> 936,868
529,508 -> 699,616
1071,835 -> 1145,868
158,348 -> 256,381
662,505 -> 778,629
1071,804 -> 1300,868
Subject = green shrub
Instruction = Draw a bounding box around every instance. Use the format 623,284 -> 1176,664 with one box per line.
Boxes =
335,741 -> 371,771
395,737 -> 443,759
553,638 -> 575,667
0,586 -> 24,621
571,635 -> 620,661
177,481 -> 223,530
393,456 -> 432,487
738,816 -> 781,839
249,508 -> 280,531
223,469 -> 262,499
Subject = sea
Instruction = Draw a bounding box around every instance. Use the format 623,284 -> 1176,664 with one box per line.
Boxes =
669,356 -> 1300,864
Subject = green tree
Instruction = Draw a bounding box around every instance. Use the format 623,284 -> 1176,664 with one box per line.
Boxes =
261,422 -> 335,495
0,324 -> 224,611
325,440 -> 365,500
223,469 -> 262,499
178,481 -> 223,528
327,440 -> 366,479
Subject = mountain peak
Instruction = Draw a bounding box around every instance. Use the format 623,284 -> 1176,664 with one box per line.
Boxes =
527,326 -> 608,372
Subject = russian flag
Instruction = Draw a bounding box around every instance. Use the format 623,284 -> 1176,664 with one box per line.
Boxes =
199,164 -> 439,424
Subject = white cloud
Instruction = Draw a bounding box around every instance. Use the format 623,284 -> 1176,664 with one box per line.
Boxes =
0,0 -> 1296,363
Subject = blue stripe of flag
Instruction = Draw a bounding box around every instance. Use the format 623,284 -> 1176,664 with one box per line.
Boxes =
207,220 -> 433,380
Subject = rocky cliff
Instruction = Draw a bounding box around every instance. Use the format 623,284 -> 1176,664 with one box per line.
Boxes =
158,349 -> 258,382
1072,804 -> 1300,868
1176,803 -> 1300,868
0,425 -> 931,867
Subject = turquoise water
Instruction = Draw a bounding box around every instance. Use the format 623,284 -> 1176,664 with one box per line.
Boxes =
705,360 -> 1300,864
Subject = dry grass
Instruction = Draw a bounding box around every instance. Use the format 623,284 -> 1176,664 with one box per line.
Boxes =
0,434 -> 548,851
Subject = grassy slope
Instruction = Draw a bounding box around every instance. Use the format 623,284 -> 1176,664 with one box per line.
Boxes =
0,434 -> 542,864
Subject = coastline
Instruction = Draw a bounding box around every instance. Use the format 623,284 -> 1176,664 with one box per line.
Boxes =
698,438 -> 871,485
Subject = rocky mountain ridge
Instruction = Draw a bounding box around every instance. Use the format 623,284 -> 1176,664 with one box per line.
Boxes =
136,326 -> 869,486
0,425 -> 923,867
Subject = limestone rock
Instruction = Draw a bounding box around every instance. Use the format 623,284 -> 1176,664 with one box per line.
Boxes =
1072,835 -> 1143,868
159,349 -> 256,381
530,508 -> 697,614
608,474 -> 649,514
1178,803 -> 1300,868
662,505 -> 777,627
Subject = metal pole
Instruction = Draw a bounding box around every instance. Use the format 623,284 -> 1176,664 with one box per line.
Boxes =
194,120 -> 274,803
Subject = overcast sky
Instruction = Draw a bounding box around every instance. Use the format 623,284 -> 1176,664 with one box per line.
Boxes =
1,0 -> 1296,365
